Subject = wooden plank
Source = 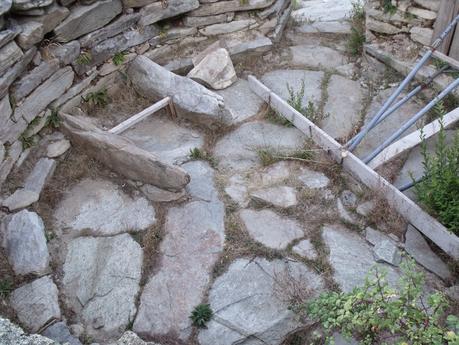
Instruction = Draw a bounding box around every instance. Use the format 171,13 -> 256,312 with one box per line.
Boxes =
432,0 -> 459,53
448,24 -> 459,59
248,75 -> 459,259
109,97 -> 171,134
432,50 -> 459,70
369,107 -> 459,169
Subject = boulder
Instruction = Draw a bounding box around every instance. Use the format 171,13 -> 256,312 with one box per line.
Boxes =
1,210 -> 49,276
198,258 -> 324,345
10,276 -> 60,333
138,0 -> 200,26
2,189 -> 39,211
54,0 -> 122,42
16,21 -> 44,50
134,161 -> 225,340
128,55 -> 233,126
54,178 -> 156,236
62,234 -> 142,340
188,48 -> 237,90
46,41 -> 80,66
240,209 -> 304,249
61,113 -> 190,191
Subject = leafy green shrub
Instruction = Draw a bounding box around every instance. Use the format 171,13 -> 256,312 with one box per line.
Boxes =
347,1 -> 366,56
414,124 -> 459,233
83,89 -> 108,108
381,0 -> 397,14
302,260 -> 458,345
190,303 -> 213,328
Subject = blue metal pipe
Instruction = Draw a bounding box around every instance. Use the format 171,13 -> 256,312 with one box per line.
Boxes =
364,77 -> 459,163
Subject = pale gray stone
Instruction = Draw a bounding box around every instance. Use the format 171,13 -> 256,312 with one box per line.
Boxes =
356,200 -> 375,217
0,141 -> 22,185
199,19 -> 256,36
337,199 -> 359,224
0,41 -> 22,75
12,0 -> 53,11
407,7 -> 436,20
366,17 -> 408,35
16,20 -> 43,50
14,67 -> 74,123
188,48 -> 237,90
10,276 -> 60,333
128,55 -> 233,127
298,167 -> 330,189
261,69 -> 324,108
2,189 -> 39,211
405,225 -> 452,281
54,178 -> 156,236
224,174 -> 249,206
323,225 -> 401,292
134,161 -> 224,340
0,1 -> 12,16
225,33 -> 273,57
121,0 -> 154,7
12,59 -> 59,101
414,0 -> 440,11
24,158 -> 56,194
46,139 -> 70,158
199,258 -> 324,345
31,3 -> 70,34
290,45 -> 347,69
333,332 -> 359,345
373,240 -> 402,266
216,79 -> 264,123
240,209 -> 304,249
62,234 -> 142,340
250,186 -> 298,208
191,0 -> 275,16
214,121 -> 305,171
292,239 -> 318,260
42,322 -> 82,345
365,226 -> 395,246
341,190 -> 357,208
46,40 -> 80,66
140,184 -> 186,202
0,47 -> 36,99
0,28 -> 20,48
184,13 -> 234,27
296,21 -> 351,34
22,109 -> 50,138
0,143 -> 4,163
139,0 -> 200,26
112,331 -> 161,345
123,113 -> 204,165
410,26 -> 433,46
0,317 -> 58,345
61,113 -> 190,190
292,0 -> 353,23
79,13 -> 140,48
54,0 -> 122,42
51,71 -> 96,108
1,210 -> 49,276
322,75 -> 364,139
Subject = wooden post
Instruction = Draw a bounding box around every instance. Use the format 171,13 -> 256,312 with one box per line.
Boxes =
432,0 -> 459,54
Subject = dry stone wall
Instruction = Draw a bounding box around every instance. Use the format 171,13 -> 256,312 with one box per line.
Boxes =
0,0 -> 286,187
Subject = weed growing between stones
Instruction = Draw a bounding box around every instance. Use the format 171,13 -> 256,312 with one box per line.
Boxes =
112,51 -> 127,66
19,134 -> 34,150
46,108 -> 61,129
414,125 -> 459,233
189,147 -> 217,167
381,0 -> 397,15
82,88 -> 109,108
75,51 -> 92,65
299,259 -> 458,345
256,146 -> 316,167
0,279 -> 13,298
190,304 -> 213,328
347,1 -> 366,56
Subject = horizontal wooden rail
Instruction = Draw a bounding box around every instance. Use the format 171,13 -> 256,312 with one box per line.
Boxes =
369,107 -> 459,169
248,75 -> 459,259
109,97 -> 172,134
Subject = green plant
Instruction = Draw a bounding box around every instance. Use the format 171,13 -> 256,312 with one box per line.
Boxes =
190,303 -> 213,328
257,147 -> 315,167
83,89 -> 109,107
413,123 -> 459,233
19,134 -> 34,149
0,279 -> 13,298
302,260 -> 458,345
112,51 -> 127,66
189,148 -> 217,166
76,51 -> 92,65
46,108 -> 61,128
347,1 -> 366,56
285,81 -> 327,125
382,0 -> 397,15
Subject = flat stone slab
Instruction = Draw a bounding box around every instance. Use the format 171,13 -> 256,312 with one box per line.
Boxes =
214,121 -> 305,171
322,224 -> 401,292
250,186 -> 298,208
198,258 -> 324,345
62,234 -> 142,340
24,158 -> 56,194
216,79 -> 264,124
134,161 -> 225,341
2,189 -> 39,211
405,225 -> 452,281
42,322 -> 82,345
296,21 -> 351,34
290,45 -> 347,69
322,75 -> 364,139
292,239 -> 318,260
124,115 -> 204,165
47,139 -> 71,158
298,167 -> 330,189
54,178 -> 156,236
261,69 -> 324,108
0,317 -> 57,345
373,240 -> 402,266
240,209 -> 304,250
354,87 -> 424,158
10,276 -> 60,333
292,0 -> 354,23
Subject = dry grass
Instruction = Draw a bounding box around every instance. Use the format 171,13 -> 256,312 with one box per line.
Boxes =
367,196 -> 407,238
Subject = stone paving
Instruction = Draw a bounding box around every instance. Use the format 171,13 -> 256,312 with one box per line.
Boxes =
0,3 -> 454,345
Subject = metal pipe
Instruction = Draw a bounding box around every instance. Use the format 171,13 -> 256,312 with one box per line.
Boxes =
399,176 -> 423,192
347,14 -> 459,151
364,77 -> 459,163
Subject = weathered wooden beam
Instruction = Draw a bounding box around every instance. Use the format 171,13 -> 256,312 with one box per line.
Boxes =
432,0 -> 459,53
248,75 -> 459,259
369,107 -> 459,169
432,50 -> 459,70
109,97 -> 171,134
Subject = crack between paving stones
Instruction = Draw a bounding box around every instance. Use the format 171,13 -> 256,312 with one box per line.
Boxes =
212,315 -> 271,345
